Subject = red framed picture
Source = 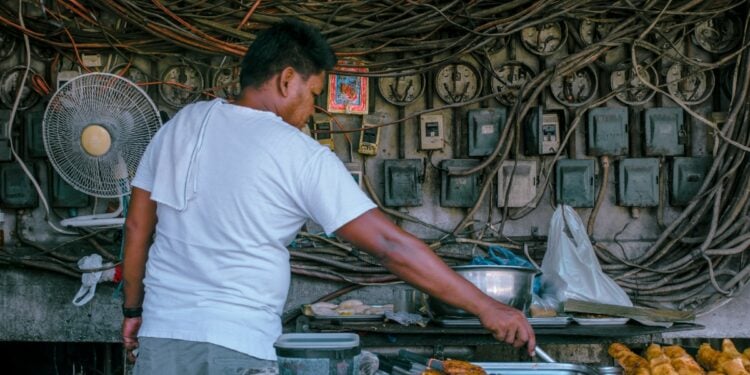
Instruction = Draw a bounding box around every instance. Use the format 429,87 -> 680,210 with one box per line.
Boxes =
327,60 -> 369,114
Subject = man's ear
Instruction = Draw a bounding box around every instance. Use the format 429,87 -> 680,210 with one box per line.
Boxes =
278,67 -> 296,98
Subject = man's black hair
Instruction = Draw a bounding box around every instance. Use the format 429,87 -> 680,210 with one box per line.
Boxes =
240,18 -> 336,89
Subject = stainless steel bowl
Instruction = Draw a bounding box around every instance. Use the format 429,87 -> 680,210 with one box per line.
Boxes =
429,265 -> 536,317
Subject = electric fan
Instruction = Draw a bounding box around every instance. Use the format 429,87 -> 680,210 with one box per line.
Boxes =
43,72 -> 161,227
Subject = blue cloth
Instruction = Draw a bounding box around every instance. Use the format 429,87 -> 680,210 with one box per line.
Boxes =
471,246 -> 542,294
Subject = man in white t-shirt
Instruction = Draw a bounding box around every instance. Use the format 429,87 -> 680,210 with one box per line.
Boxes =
122,18 -> 535,374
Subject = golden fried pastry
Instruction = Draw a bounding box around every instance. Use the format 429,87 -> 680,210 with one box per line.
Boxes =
663,345 -> 705,375
442,359 -> 487,375
646,344 -> 679,375
610,343 -> 652,375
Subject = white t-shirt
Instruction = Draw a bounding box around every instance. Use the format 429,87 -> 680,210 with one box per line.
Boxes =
131,100 -> 376,360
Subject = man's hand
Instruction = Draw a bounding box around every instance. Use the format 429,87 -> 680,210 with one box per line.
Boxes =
122,317 -> 142,363
477,302 -> 536,356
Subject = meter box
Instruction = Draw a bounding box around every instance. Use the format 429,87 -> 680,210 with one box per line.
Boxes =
643,107 -> 685,156
440,159 -> 480,208
0,162 -> 38,208
467,108 -> 506,157
358,115 -> 381,156
671,157 -> 712,206
384,159 -> 423,207
50,167 -> 89,208
555,159 -> 595,207
497,160 -> 537,208
311,114 -> 334,151
617,158 -> 659,207
524,107 -> 563,155
24,111 -> 46,158
419,114 -> 445,150
587,107 -> 628,156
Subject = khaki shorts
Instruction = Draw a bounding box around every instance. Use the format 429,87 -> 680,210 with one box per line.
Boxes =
133,337 -> 278,375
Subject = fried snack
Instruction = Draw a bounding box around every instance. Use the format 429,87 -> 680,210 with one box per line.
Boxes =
698,343 -> 749,375
442,359 -> 487,375
722,339 -> 750,371
663,345 -> 705,375
609,343 -> 652,375
645,344 -> 679,375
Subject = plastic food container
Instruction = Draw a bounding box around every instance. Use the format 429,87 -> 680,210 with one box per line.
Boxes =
274,333 -> 361,375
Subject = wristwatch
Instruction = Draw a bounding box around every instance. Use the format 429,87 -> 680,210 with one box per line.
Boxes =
122,305 -> 143,318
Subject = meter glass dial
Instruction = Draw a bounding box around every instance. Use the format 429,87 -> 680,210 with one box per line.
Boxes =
212,67 -> 241,100
666,63 -> 714,105
377,73 -> 425,106
0,33 -> 16,60
434,63 -> 481,104
610,64 -> 658,105
550,66 -> 598,107
579,19 -> 614,45
111,64 -> 148,85
159,65 -> 204,108
491,61 -> 534,106
521,22 -> 567,56
0,66 -> 40,110
693,15 -> 740,54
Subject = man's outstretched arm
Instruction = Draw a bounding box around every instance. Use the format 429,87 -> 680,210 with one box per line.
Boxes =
336,208 -> 536,354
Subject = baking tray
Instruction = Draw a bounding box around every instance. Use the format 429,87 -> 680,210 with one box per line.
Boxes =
434,316 -> 571,328
301,304 -> 388,321
474,362 -> 600,375
573,317 -> 629,326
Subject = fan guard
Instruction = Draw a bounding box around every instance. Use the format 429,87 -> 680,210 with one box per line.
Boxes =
43,73 -> 161,198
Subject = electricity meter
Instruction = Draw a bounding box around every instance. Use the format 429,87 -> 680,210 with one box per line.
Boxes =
693,14 -> 740,54
111,64 -> 148,86
0,162 -> 38,208
467,108 -> 506,157
0,33 -> 16,61
434,62 -> 481,104
579,19 -> 614,45
666,63 -> 714,105
377,73 -> 425,106
497,160 -> 538,208
556,159 -> 595,208
525,107 -> 563,155
587,107 -> 628,156
311,113 -> 334,151
384,159 -> 423,207
491,61 -> 534,106
212,67 -> 241,100
159,64 -> 204,108
358,115 -> 380,156
550,66 -> 597,107
617,158 -> 659,207
440,159 -> 480,208
0,66 -> 40,110
610,64 -> 658,106
419,114 -> 444,150
643,107 -> 685,156
671,157 -> 712,206
520,21 -> 567,56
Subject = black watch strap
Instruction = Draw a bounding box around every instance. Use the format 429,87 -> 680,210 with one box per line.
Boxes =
122,305 -> 143,318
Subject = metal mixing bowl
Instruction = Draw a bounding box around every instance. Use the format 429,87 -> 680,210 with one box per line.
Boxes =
429,265 -> 536,317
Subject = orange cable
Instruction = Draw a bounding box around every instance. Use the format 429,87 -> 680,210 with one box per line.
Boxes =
237,0 -> 262,30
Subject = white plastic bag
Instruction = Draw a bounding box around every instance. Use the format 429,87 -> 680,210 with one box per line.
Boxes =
540,205 -> 632,307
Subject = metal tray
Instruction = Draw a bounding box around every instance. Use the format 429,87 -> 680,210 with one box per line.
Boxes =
434,316 -> 571,328
302,304 -> 388,321
475,362 -> 600,375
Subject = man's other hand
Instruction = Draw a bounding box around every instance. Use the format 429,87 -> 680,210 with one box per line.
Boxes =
477,302 -> 536,356
122,317 -> 142,363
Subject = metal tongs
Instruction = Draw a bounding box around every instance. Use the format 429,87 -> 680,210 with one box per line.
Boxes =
535,345 -> 557,363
